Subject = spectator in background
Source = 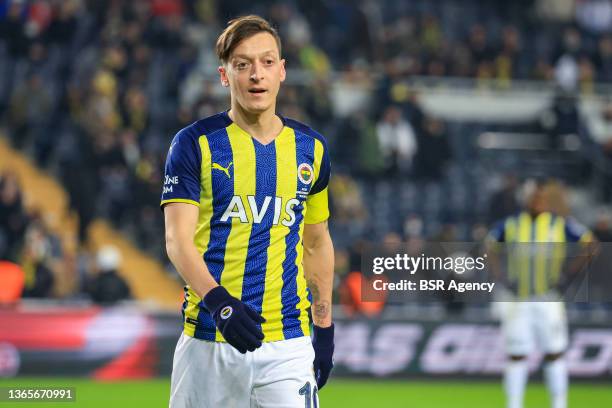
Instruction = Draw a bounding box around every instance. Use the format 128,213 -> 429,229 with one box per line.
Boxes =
120,86 -> 149,136
59,125 -> 98,244
403,214 -> 425,240
488,174 -> 520,223
495,26 -> 522,84
448,41 -> 474,78
468,24 -> 494,79
82,69 -> 121,135
1,172 -> 73,298
578,55 -> 596,93
85,245 -> 131,304
119,129 -> 141,171
0,171 -> 29,262
376,105 -> 417,176
301,79 -> 334,127
0,261 -> 25,304
20,221 -> 56,298
414,116 -> 451,181
336,110 -> 384,178
594,35 -> 612,83
420,14 -> 443,57
95,131 -> 131,226
540,90 -> 580,149
45,0 -> 79,46
534,57 -> 555,81
8,73 -> 54,164
328,173 -> 368,247
132,151 -> 165,254
0,0 -> 28,113
575,0 -> 612,34
584,99 -> 612,200
339,270 -> 386,318
329,174 -> 368,224
0,1 -> 28,58
554,27 -> 583,92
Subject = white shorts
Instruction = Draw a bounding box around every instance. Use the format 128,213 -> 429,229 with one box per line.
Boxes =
499,301 -> 568,356
169,334 -> 318,408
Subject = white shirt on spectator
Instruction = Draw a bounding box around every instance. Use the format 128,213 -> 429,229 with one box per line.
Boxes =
576,0 -> 612,33
376,118 -> 417,166
555,54 -> 579,91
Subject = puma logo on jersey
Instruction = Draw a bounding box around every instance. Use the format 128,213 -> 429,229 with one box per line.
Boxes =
220,196 -> 301,227
212,161 -> 233,178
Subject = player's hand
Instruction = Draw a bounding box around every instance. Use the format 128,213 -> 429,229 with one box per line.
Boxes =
312,324 -> 334,390
202,286 -> 265,354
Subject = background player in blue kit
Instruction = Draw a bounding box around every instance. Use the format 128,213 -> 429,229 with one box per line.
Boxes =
161,15 -> 335,407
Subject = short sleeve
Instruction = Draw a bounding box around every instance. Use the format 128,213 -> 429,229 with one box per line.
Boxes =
309,139 -> 330,196
160,128 -> 202,209
305,138 -> 331,224
305,187 -> 329,224
565,217 -> 592,243
486,220 -> 506,243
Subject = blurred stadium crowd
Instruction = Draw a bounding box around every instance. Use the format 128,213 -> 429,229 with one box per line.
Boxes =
1,0 -> 612,305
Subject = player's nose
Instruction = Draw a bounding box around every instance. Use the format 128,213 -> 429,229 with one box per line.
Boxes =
250,61 -> 264,82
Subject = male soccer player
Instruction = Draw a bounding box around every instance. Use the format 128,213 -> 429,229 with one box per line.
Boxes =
161,15 -> 335,407
488,181 -> 594,408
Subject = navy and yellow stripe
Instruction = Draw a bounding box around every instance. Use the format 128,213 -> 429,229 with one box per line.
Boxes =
240,138 -> 277,341
161,112 -> 330,342
261,127 -> 294,340
490,211 -> 592,299
280,130 -> 314,339
214,124 -> 257,340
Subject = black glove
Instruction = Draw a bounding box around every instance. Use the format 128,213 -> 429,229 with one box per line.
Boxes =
203,286 -> 265,353
312,324 -> 334,390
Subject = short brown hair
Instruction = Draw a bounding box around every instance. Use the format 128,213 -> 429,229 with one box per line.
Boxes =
216,15 -> 282,64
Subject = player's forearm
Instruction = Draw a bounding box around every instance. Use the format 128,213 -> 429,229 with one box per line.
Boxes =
303,231 -> 334,328
166,239 -> 218,298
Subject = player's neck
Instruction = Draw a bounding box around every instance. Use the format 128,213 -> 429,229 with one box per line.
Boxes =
228,105 -> 283,145
529,209 -> 543,218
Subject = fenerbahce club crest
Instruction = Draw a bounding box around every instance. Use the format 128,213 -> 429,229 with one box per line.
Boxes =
220,306 -> 233,320
298,163 -> 313,185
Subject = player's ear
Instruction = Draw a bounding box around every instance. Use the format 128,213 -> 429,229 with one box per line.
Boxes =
218,65 -> 230,87
279,58 -> 286,83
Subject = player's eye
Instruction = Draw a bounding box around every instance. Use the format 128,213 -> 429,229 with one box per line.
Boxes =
265,59 -> 274,65
236,62 -> 249,70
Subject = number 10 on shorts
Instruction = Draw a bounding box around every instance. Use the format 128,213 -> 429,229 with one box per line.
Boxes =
299,382 -> 319,408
